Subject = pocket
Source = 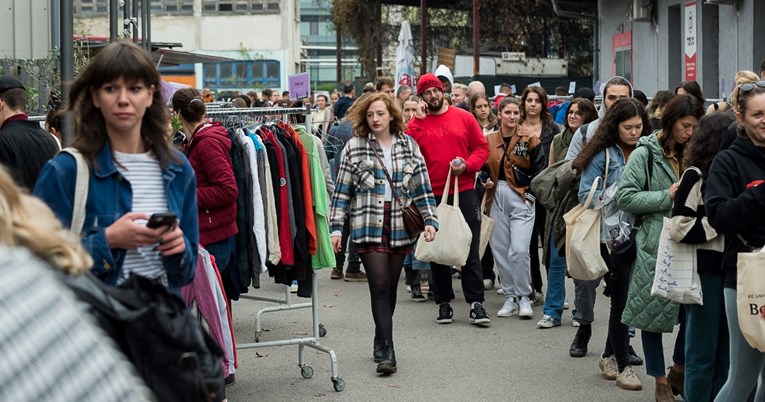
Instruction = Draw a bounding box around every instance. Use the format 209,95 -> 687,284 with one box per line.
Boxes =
354,159 -> 375,192
401,163 -> 415,191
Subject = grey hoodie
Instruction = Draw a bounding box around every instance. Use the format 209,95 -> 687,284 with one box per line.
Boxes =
564,76 -> 634,160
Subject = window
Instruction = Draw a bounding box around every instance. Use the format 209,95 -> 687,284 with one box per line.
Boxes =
202,0 -> 279,14
612,32 -> 632,84
149,0 -> 194,14
203,60 -> 281,89
74,0 -> 108,16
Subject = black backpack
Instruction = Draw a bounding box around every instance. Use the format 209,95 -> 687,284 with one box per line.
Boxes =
64,272 -> 225,402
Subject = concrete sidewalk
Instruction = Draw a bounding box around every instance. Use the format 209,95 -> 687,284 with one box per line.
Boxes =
226,270 -> 681,401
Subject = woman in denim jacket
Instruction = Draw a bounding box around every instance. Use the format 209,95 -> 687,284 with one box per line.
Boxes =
34,41 -> 198,290
572,98 -> 652,392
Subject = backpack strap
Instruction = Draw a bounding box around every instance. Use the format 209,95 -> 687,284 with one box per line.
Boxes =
60,147 -> 89,235
633,145 -> 654,229
579,123 -> 591,145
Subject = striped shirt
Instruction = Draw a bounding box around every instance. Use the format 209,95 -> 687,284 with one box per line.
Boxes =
113,151 -> 168,284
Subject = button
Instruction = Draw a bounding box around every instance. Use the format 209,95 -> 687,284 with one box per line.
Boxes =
103,260 -> 111,270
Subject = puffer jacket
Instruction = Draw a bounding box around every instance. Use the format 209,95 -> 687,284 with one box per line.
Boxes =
615,133 -> 679,333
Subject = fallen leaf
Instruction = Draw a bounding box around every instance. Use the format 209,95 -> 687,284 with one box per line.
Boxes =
294,331 -> 309,336
388,384 -> 398,388
255,352 -> 269,358
322,304 -> 336,308
315,391 -> 327,397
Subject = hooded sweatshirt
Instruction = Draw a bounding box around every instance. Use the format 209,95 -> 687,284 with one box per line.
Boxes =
705,135 -> 765,289
564,76 -> 634,160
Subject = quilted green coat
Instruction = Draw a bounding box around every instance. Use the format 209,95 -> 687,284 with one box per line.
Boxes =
615,133 -> 680,333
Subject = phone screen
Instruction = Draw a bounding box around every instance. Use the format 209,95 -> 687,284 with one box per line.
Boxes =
147,213 -> 177,229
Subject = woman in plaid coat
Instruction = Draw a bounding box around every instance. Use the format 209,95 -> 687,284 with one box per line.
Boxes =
330,93 -> 438,375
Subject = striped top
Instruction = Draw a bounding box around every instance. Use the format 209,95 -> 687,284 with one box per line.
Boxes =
113,151 -> 168,285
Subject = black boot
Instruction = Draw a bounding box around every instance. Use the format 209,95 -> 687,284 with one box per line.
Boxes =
376,340 -> 397,374
373,337 -> 383,363
569,324 -> 591,358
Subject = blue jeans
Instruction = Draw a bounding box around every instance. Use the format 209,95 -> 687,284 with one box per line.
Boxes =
714,288 -> 765,402
641,322 -> 685,377
204,236 -> 236,272
542,228 -> 565,322
685,272 -> 728,402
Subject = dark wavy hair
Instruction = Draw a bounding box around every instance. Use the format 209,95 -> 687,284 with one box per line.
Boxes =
171,88 -> 205,123
683,112 -> 735,177
659,94 -> 705,165
519,86 -> 553,128
573,98 -> 651,171
674,80 -> 705,105
348,92 -> 406,138
564,98 -> 597,131
68,41 -> 177,167
648,90 -> 676,117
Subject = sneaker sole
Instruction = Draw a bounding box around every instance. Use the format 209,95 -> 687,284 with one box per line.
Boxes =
497,310 -> 518,317
436,318 -> 453,324
599,360 -> 618,381
469,318 -> 490,325
616,381 -> 642,391
376,365 -> 397,374
537,322 -> 561,328
344,278 -> 368,282
411,297 -> 427,303
519,311 -> 533,319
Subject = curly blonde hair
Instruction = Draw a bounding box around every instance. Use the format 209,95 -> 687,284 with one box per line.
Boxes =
0,167 -> 92,274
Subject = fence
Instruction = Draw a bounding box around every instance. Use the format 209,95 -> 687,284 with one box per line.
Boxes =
0,59 -> 54,115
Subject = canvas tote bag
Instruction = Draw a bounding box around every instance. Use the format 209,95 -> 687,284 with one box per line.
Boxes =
650,217 -> 703,305
563,176 -> 608,280
478,191 -> 494,259
737,246 -> 765,352
415,169 -> 473,267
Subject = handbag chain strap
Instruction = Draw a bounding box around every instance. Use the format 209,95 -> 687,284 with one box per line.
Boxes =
366,138 -> 406,208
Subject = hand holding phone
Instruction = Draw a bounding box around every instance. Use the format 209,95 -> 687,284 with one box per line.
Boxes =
146,212 -> 177,229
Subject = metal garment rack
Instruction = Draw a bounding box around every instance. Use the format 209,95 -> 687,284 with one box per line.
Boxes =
206,106 -> 345,392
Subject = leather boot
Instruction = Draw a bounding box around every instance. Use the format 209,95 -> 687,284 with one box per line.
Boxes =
569,324 -> 591,357
655,382 -> 675,402
376,340 -> 397,374
373,337 -> 383,363
666,366 -> 684,397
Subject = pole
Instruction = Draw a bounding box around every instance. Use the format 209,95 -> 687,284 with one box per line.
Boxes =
376,0 -> 383,77
472,0 -> 479,76
420,0 -> 427,76
146,0 -> 152,50
336,26 -> 342,82
110,0 -> 118,41
141,0 -> 148,49
132,0 -> 139,43
61,0 -> 74,145
51,0 -> 61,49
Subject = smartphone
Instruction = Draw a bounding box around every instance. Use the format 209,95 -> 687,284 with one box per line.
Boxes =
146,212 -> 177,229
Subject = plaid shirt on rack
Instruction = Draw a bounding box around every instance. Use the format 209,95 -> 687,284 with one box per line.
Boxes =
330,133 -> 438,247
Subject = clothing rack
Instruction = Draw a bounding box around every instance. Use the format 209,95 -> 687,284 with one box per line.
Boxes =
206,105 -> 345,392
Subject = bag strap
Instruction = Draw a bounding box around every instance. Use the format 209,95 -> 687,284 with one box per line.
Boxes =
603,148 -> 610,192
633,145 -> 654,229
583,176 -> 602,208
366,139 -> 406,208
61,147 -> 89,235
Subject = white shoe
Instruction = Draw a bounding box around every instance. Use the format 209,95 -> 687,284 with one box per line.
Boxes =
518,296 -> 533,319
496,288 -> 505,295
563,300 -> 570,309
497,297 -> 519,317
483,279 -> 494,290
572,320 -> 580,327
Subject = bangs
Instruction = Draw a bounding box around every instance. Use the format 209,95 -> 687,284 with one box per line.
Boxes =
88,42 -> 159,88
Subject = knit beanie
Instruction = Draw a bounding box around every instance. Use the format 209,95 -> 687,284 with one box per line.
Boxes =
416,73 -> 443,96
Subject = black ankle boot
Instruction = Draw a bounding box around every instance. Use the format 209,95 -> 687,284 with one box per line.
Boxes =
569,324 -> 591,357
373,337 -> 383,363
376,340 -> 397,374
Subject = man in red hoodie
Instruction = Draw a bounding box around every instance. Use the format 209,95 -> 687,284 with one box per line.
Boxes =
407,73 -> 490,325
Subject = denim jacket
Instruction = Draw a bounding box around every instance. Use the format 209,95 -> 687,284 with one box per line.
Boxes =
33,142 -> 199,289
578,145 -> 626,208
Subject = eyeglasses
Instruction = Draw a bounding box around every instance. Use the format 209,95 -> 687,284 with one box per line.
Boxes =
739,81 -> 765,93
567,110 -> 582,116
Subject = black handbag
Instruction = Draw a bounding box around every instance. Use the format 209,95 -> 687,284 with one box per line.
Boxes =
64,272 -> 226,402
367,139 -> 425,236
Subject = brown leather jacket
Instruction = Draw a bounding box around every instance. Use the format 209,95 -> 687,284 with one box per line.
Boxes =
483,130 -> 546,214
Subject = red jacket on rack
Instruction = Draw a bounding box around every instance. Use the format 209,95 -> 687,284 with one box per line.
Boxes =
184,122 -> 239,246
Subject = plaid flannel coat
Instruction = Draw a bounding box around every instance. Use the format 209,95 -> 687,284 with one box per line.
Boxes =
330,133 -> 438,247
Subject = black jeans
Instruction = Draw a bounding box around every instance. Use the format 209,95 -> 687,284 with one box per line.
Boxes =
430,189 -> 485,305
529,203 -> 546,293
602,244 -> 631,371
335,219 -> 362,273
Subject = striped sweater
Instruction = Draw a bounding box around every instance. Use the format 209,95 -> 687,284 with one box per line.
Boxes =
669,167 -> 724,274
329,133 -> 438,247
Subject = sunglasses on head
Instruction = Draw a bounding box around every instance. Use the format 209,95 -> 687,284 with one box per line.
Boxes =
739,81 -> 765,93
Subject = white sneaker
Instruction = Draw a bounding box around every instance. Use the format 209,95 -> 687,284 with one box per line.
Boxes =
563,300 -> 570,309
518,296 -> 533,319
483,279 -> 494,290
497,297 -> 519,317
496,288 -> 505,295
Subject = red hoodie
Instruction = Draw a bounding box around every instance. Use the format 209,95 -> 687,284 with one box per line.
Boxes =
184,122 -> 239,245
406,106 -> 489,196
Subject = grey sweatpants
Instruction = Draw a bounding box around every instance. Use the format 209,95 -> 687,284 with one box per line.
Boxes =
489,181 -> 534,299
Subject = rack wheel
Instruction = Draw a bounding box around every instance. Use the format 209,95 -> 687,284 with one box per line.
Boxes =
300,366 -> 314,379
254,331 -> 261,343
319,324 -> 327,337
332,377 -> 345,392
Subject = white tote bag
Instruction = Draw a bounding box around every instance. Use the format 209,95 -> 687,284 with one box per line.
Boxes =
478,191 -> 495,260
737,246 -> 765,352
415,170 -> 473,267
563,176 -> 609,280
650,217 -> 703,305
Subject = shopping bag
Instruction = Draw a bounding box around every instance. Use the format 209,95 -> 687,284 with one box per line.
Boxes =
415,170 -> 473,267
650,217 -> 703,304
478,191 -> 495,259
737,246 -> 765,352
563,177 -> 608,280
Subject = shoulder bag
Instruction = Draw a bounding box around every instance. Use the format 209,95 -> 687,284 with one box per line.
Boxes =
610,145 -> 654,267
737,245 -> 765,351
366,139 -> 425,236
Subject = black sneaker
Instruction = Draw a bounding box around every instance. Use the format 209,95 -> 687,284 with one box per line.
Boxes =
469,302 -> 491,325
436,303 -> 453,324
411,286 -> 426,302
628,345 -> 644,366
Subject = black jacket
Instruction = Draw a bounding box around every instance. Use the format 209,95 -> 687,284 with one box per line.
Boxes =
333,96 -> 354,120
705,135 -> 765,288
0,118 -> 59,189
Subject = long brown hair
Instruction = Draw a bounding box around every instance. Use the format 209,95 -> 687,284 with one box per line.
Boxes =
348,92 -> 406,137
68,41 -> 177,167
659,94 -> 705,165
519,86 -> 553,128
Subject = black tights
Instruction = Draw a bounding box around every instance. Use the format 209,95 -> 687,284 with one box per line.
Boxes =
359,252 -> 405,343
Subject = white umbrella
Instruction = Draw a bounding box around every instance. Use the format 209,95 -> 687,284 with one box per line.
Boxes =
394,21 -> 415,93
